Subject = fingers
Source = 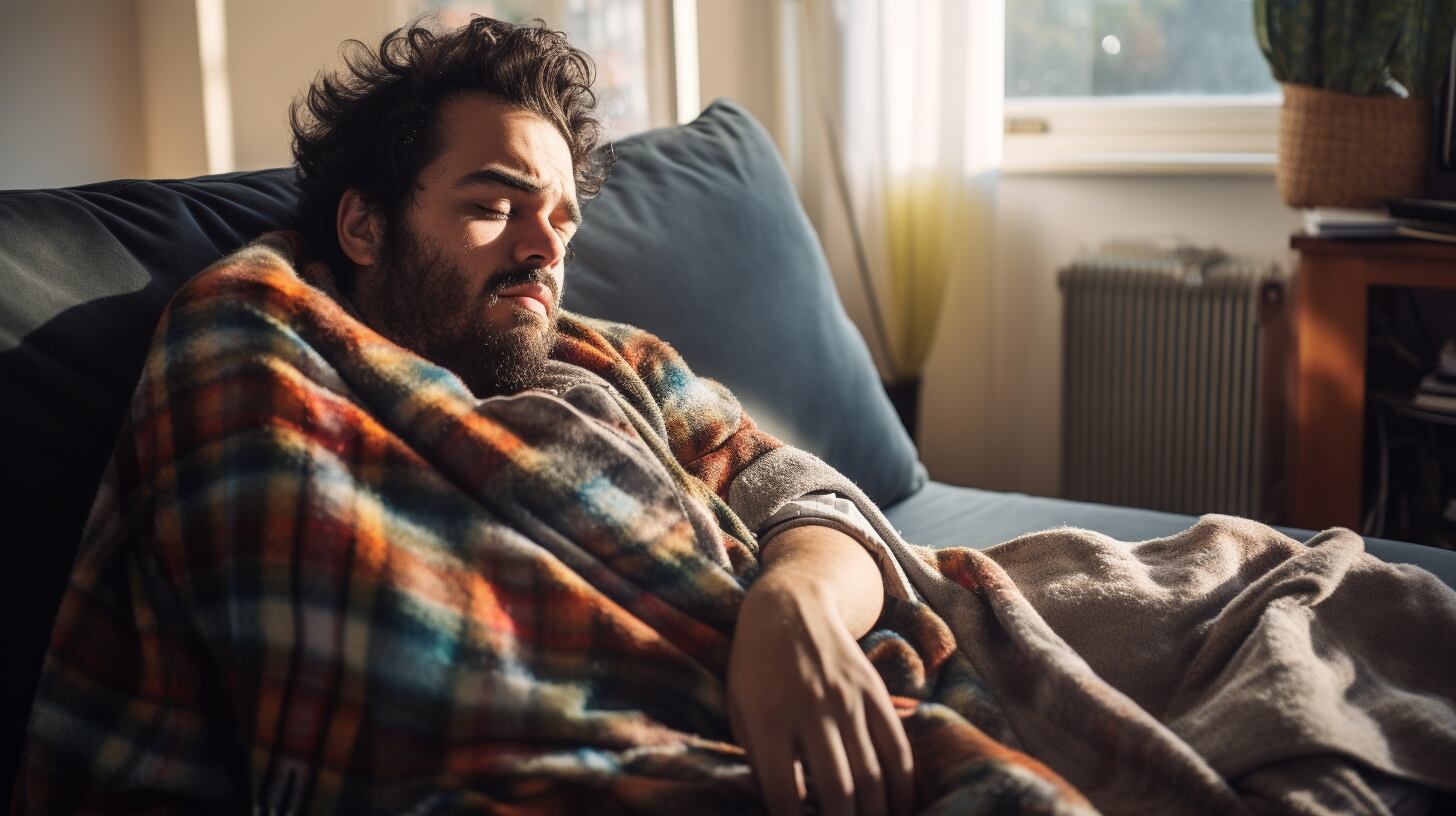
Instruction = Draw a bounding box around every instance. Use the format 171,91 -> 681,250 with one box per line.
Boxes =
728,702 -> 753,758
727,595 -> 915,816
733,703 -> 800,816
802,718 -> 856,816
750,728 -> 806,816
834,684 -> 914,816
840,700 -> 888,816
866,693 -> 915,816
740,701 -> 912,816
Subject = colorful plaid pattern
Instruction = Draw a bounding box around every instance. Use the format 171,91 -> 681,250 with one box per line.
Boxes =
15,234 -> 1090,814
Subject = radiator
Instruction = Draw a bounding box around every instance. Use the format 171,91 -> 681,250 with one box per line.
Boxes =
1059,243 -> 1287,519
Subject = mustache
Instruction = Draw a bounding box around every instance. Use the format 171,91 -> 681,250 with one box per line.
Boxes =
486,266 -> 559,301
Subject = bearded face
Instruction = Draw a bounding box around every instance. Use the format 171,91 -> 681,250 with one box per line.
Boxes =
338,94 -> 580,399
365,217 -> 562,398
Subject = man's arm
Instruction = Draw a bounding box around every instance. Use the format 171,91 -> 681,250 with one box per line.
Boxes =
756,523 -> 886,637
728,525 -> 914,816
566,317 -> 915,813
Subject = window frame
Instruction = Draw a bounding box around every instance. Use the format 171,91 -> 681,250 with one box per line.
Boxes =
1001,93 -> 1281,176
394,0 -> 697,136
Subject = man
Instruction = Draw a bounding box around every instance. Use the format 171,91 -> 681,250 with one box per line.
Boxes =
14,17 -> 940,816
300,19 -> 911,815
19,16 -> 1456,816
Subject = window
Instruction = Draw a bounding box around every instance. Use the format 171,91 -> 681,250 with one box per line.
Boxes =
1003,0 -> 1280,173
402,0 -> 689,138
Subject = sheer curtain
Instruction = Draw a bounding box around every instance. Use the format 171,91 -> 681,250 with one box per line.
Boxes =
797,0 -> 1003,406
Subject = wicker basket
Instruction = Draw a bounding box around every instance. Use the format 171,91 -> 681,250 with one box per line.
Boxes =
1278,83 -> 1431,209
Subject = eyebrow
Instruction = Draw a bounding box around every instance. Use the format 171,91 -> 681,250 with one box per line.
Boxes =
454,166 -> 582,226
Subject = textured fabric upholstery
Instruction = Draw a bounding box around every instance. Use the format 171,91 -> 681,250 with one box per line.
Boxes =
563,99 -> 924,505
886,481 -> 1456,590
2,169 -> 300,562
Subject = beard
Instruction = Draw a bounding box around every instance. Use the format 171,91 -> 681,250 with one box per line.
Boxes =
361,220 -> 561,398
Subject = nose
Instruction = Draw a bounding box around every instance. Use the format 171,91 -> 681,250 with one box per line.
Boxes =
512,214 -> 566,270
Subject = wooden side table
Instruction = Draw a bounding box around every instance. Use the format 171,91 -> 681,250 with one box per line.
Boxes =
1287,236 -> 1456,530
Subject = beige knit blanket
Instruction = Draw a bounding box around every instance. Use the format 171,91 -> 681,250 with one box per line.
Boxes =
837,506 -> 1456,814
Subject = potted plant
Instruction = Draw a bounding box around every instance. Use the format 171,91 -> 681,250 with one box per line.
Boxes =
1256,0 -> 1456,208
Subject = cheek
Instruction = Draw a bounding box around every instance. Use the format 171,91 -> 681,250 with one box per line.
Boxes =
462,219 -> 506,247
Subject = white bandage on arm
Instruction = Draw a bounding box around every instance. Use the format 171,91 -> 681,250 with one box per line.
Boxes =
756,491 -> 911,599
758,491 -> 882,546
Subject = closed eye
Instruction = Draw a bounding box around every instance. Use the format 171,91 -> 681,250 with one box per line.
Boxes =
474,204 -> 511,220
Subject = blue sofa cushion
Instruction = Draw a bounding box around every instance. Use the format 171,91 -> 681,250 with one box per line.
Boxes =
1,170 -> 301,555
565,99 -> 924,507
886,481 -> 1456,590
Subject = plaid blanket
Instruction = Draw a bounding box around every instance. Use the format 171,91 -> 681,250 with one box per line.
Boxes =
16,234 -> 1090,814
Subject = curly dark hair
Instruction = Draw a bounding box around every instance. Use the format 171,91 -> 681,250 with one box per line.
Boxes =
289,16 -> 608,286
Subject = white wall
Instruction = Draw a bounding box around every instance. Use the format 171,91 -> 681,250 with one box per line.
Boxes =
694,0 -> 786,155
0,0 -> 403,186
224,0 -> 398,171
0,0 -> 147,188
688,5 -> 1304,498
917,174 -> 1300,497
136,0 -> 209,178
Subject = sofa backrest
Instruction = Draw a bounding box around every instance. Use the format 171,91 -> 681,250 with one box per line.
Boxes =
0,98 -> 923,789
564,100 -> 924,503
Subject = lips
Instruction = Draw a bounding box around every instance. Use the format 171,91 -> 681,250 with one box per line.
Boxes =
495,282 -> 553,317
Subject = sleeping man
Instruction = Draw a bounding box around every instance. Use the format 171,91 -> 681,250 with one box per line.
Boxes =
16,16 -> 1456,816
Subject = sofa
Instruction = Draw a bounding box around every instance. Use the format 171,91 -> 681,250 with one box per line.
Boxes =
4,98 -> 1455,800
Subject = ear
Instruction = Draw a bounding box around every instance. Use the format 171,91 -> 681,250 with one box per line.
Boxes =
337,189 -> 385,267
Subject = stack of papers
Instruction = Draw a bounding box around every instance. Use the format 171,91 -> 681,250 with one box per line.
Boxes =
1414,339 -> 1456,414
1302,208 -> 1408,238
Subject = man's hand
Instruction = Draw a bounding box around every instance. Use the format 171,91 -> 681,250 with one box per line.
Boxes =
728,524 -> 914,816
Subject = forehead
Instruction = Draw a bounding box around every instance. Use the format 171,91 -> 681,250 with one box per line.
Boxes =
425,93 -> 576,200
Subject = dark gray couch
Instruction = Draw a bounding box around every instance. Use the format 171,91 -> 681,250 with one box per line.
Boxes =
4,99 -> 1454,797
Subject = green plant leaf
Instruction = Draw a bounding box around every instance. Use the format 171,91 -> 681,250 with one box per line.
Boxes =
1254,0 -> 1456,96
1257,0 -> 1326,86
1402,0 -> 1456,96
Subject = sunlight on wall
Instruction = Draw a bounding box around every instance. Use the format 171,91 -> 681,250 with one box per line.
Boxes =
196,0 -> 236,173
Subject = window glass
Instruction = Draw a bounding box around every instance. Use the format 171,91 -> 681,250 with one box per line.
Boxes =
1006,0 -> 1279,98
412,0 -> 652,136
